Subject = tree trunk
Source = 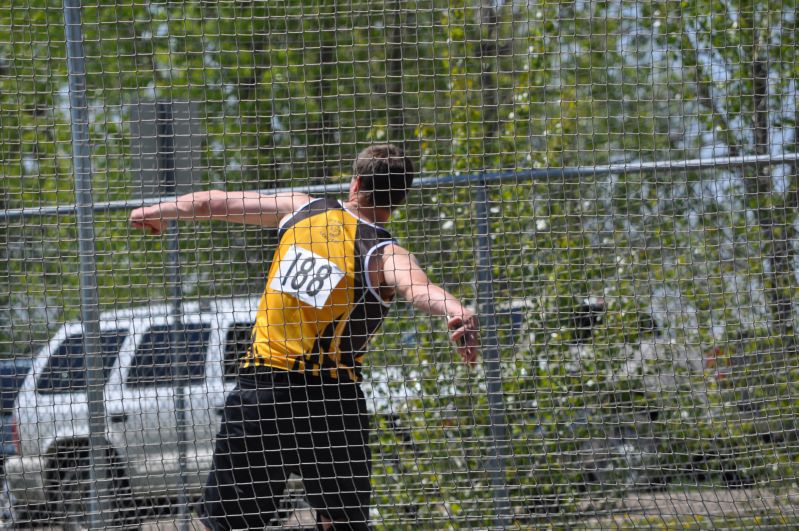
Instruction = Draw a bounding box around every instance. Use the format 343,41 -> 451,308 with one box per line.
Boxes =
313,12 -> 338,183
386,0 -> 406,144
746,35 -> 797,340
479,2 -> 500,153
684,16 -> 797,339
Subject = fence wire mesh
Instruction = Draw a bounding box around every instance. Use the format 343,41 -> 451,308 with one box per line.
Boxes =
3,1 -> 799,529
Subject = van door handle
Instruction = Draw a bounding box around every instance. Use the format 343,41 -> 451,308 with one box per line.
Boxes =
110,414 -> 129,423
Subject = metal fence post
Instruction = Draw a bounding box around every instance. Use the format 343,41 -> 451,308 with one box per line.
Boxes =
474,179 -> 513,527
63,1 -> 110,529
157,102 -> 191,531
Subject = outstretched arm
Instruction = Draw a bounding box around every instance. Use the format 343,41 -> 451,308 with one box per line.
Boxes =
129,190 -> 313,234
379,244 -> 479,364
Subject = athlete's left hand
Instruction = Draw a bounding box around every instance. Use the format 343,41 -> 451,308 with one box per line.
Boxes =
447,312 -> 480,365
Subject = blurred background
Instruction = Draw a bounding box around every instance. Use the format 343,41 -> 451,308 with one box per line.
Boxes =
3,1 -> 799,528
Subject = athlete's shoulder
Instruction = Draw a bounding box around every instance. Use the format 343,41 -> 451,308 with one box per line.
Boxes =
379,242 -> 409,256
278,196 -> 340,233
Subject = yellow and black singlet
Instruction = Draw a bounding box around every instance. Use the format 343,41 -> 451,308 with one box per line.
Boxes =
242,198 -> 395,383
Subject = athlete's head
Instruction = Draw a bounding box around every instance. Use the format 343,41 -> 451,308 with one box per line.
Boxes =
352,144 -> 415,210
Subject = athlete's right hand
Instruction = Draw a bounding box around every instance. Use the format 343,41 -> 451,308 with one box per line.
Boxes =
130,206 -> 168,235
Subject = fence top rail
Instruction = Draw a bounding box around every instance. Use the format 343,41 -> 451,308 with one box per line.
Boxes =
2,153 -> 798,222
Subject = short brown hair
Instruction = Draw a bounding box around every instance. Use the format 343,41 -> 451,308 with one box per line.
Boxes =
353,144 -> 415,208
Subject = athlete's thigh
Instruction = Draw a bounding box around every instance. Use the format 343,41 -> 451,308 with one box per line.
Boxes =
200,386 -> 290,530
301,391 -> 372,526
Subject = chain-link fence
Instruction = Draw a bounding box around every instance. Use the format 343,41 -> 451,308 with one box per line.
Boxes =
4,1 -> 799,529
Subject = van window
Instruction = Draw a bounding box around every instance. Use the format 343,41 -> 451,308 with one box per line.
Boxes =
0,359 -> 33,412
223,323 -> 254,381
126,323 -> 211,387
37,331 -> 128,394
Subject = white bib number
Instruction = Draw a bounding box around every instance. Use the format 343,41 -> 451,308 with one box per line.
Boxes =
269,245 -> 346,308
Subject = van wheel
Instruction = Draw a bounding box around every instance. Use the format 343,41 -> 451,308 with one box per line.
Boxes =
45,447 -> 138,530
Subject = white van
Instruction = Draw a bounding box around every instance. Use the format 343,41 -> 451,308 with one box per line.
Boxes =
6,297 -> 260,527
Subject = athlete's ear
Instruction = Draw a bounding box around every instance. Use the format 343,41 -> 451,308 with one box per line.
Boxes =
352,175 -> 362,193
348,175 -> 361,199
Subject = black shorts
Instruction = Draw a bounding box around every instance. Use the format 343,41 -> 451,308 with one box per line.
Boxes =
199,370 -> 372,530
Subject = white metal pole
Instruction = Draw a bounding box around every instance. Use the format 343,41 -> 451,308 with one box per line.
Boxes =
63,0 -> 110,529
475,180 -> 513,527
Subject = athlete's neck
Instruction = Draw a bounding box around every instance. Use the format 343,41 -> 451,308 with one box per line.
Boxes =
341,200 -> 391,226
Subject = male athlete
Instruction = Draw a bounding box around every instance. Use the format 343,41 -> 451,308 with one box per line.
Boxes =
129,144 -> 480,530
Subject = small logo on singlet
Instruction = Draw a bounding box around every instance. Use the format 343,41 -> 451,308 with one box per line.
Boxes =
323,224 -> 342,239
269,245 -> 346,308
